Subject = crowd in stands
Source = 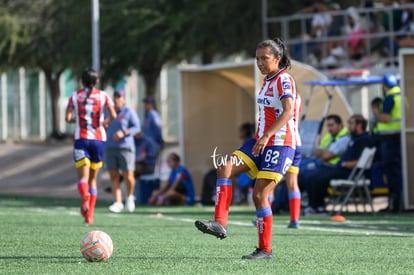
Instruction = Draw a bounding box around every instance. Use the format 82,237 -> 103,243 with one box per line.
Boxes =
291,0 -> 414,68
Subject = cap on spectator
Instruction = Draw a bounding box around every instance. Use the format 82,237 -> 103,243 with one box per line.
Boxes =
382,74 -> 398,88
143,96 -> 155,104
114,89 -> 125,97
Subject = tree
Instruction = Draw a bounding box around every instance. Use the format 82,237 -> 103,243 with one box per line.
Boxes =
183,0 -> 261,64
100,0 -> 189,97
0,0 -> 91,138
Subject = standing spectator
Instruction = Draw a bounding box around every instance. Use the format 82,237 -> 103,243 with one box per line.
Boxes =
142,96 -> 163,148
134,133 -> 160,177
148,153 -> 195,206
382,0 -> 403,55
361,1 -> 386,54
291,1 -> 318,62
65,68 -> 116,225
303,115 -> 374,214
105,89 -> 141,213
372,74 -> 403,212
311,1 -> 333,39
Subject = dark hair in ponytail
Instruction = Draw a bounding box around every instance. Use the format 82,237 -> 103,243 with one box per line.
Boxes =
256,37 -> 291,70
81,68 -> 99,98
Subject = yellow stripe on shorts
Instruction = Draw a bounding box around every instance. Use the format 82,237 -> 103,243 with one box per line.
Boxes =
233,150 -> 259,179
287,165 -> 299,174
257,171 -> 284,183
90,161 -> 103,170
75,158 -> 91,168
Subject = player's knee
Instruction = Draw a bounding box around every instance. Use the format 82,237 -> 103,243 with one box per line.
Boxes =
216,161 -> 233,178
252,189 -> 266,205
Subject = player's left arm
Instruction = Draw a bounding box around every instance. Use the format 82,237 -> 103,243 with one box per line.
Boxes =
103,95 -> 116,128
65,96 -> 75,123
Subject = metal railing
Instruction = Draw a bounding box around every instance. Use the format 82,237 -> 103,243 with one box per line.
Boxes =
261,1 -> 414,70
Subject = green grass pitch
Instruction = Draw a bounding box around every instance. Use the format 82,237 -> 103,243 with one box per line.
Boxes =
0,195 -> 413,275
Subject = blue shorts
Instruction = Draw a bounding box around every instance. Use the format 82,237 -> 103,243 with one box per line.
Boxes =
287,146 -> 302,174
233,138 -> 295,182
73,139 -> 105,170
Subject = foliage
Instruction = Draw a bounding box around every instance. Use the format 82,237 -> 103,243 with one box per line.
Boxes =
0,0 -> 91,137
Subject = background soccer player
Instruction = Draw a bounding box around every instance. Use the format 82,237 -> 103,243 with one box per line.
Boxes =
285,93 -> 302,229
65,68 -> 116,225
195,38 -> 297,260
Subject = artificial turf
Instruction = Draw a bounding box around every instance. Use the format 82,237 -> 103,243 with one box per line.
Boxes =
0,195 -> 413,275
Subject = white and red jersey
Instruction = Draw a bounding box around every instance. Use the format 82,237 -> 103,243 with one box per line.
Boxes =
67,88 -> 114,141
255,69 -> 296,148
294,94 -> 302,147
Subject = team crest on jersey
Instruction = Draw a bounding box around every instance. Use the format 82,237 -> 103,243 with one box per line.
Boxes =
265,86 -> 274,96
282,80 -> 291,90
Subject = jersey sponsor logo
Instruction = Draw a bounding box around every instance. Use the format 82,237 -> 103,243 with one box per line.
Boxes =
257,97 -> 271,105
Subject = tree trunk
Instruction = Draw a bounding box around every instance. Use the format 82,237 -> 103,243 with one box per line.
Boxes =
140,65 -> 162,97
44,70 -> 63,139
201,50 -> 214,64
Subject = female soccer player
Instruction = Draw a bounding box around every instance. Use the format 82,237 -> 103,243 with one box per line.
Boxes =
285,93 -> 302,229
65,68 -> 116,225
195,38 -> 297,260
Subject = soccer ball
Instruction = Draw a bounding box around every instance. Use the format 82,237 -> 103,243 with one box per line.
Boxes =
80,230 -> 113,262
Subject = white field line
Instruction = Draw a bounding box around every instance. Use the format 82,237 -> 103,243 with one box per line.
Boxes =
3,207 -> 413,237
155,215 -> 414,238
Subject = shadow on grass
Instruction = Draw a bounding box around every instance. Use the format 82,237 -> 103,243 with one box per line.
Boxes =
0,256 -> 82,261
0,195 -> 110,208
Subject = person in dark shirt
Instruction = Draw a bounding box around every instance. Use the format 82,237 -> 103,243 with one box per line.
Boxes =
303,114 -> 374,214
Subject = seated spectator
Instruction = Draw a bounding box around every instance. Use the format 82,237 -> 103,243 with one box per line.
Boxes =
291,1 -> 319,62
395,0 -> 414,49
361,1 -> 386,54
345,7 -> 367,61
303,114 -> 374,214
312,114 -> 350,166
134,133 -> 160,177
321,6 -> 366,67
382,0 -> 403,56
311,1 -> 332,39
276,114 -> 349,212
148,153 -> 195,206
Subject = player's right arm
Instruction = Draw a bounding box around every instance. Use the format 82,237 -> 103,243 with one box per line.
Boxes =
103,94 -> 116,128
65,96 -> 75,123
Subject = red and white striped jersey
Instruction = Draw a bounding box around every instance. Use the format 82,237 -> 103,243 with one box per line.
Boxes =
67,88 -> 114,141
294,94 -> 302,147
255,69 -> 296,148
